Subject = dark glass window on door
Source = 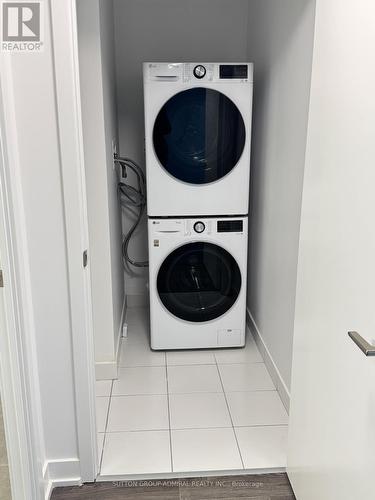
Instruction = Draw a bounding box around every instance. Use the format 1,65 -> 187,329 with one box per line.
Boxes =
157,242 -> 241,322
153,88 -> 246,184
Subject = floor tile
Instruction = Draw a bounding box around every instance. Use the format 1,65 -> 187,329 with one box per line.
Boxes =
227,391 -> 288,427
124,307 -> 150,345
126,306 -> 149,325
219,363 -> 275,392
168,365 -> 222,394
93,306 -> 290,478
166,350 -> 216,366
119,340 -> 165,367
107,395 -> 169,432
95,397 -> 110,432
112,366 -> 167,396
95,380 -> 112,397
235,426 -> 288,469
122,330 -> 149,346
101,430 -> 171,475
215,338 -> 262,364
169,393 -> 232,430
171,428 -> 243,472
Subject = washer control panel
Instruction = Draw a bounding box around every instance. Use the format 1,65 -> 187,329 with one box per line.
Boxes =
193,221 -> 205,233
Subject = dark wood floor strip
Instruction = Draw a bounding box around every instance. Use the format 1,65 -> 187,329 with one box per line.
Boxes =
51,473 -> 295,500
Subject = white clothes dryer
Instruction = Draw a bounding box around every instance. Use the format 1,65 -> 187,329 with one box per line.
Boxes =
143,63 -> 253,217
148,216 -> 248,350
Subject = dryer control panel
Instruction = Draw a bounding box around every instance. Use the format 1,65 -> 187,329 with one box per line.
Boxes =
145,62 -> 253,84
150,217 -> 245,238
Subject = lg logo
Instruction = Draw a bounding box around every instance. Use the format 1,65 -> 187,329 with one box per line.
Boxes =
1,1 -> 43,51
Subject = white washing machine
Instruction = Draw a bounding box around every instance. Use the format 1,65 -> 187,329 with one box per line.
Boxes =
143,62 -> 253,217
148,216 -> 248,349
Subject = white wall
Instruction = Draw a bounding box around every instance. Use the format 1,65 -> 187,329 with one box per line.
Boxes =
77,0 -> 124,375
113,0 -> 250,296
246,0 -> 316,391
99,0 -> 124,362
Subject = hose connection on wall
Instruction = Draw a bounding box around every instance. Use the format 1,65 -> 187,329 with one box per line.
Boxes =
115,154 -> 149,268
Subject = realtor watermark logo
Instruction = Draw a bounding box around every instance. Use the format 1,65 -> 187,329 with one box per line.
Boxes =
1,1 -> 44,52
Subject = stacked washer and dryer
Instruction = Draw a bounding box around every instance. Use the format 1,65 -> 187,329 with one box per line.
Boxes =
143,62 -> 253,350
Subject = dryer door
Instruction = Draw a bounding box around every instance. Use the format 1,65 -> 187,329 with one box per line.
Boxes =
153,88 -> 246,184
157,242 -> 241,322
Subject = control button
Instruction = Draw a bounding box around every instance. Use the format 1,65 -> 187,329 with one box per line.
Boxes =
193,221 -> 205,233
193,65 -> 206,79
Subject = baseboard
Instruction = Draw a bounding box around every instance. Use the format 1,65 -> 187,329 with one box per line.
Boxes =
116,295 -> 126,352
95,360 -> 117,380
95,296 -> 126,380
43,458 -> 82,499
44,482 -> 53,500
246,308 -> 290,412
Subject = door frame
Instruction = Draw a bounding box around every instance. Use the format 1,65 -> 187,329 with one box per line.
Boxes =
0,57 -> 46,500
49,0 -> 98,482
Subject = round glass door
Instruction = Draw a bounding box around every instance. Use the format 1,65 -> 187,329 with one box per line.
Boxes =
153,88 -> 246,184
157,242 -> 241,322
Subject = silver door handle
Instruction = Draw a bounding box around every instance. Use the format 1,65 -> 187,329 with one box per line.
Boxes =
348,331 -> 375,356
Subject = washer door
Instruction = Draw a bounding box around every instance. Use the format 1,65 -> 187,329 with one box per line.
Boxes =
153,88 -> 246,184
157,242 -> 241,322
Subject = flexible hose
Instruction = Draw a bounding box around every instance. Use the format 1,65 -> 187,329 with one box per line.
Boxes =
115,155 -> 148,268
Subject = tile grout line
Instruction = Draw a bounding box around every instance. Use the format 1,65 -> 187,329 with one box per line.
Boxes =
165,354 -> 174,473
104,388 -> 278,398
215,358 -> 245,470
99,379 -> 114,474
119,360 -> 265,369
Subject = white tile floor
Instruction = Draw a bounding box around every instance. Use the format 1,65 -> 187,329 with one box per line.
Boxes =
96,306 -> 288,476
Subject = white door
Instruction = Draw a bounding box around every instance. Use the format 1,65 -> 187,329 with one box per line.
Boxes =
287,1 -> 375,499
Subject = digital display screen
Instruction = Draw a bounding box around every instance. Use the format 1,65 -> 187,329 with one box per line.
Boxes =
217,220 -> 243,233
219,65 -> 248,79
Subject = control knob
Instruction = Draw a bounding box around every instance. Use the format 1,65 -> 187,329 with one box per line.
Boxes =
193,221 -> 205,233
193,65 -> 206,79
